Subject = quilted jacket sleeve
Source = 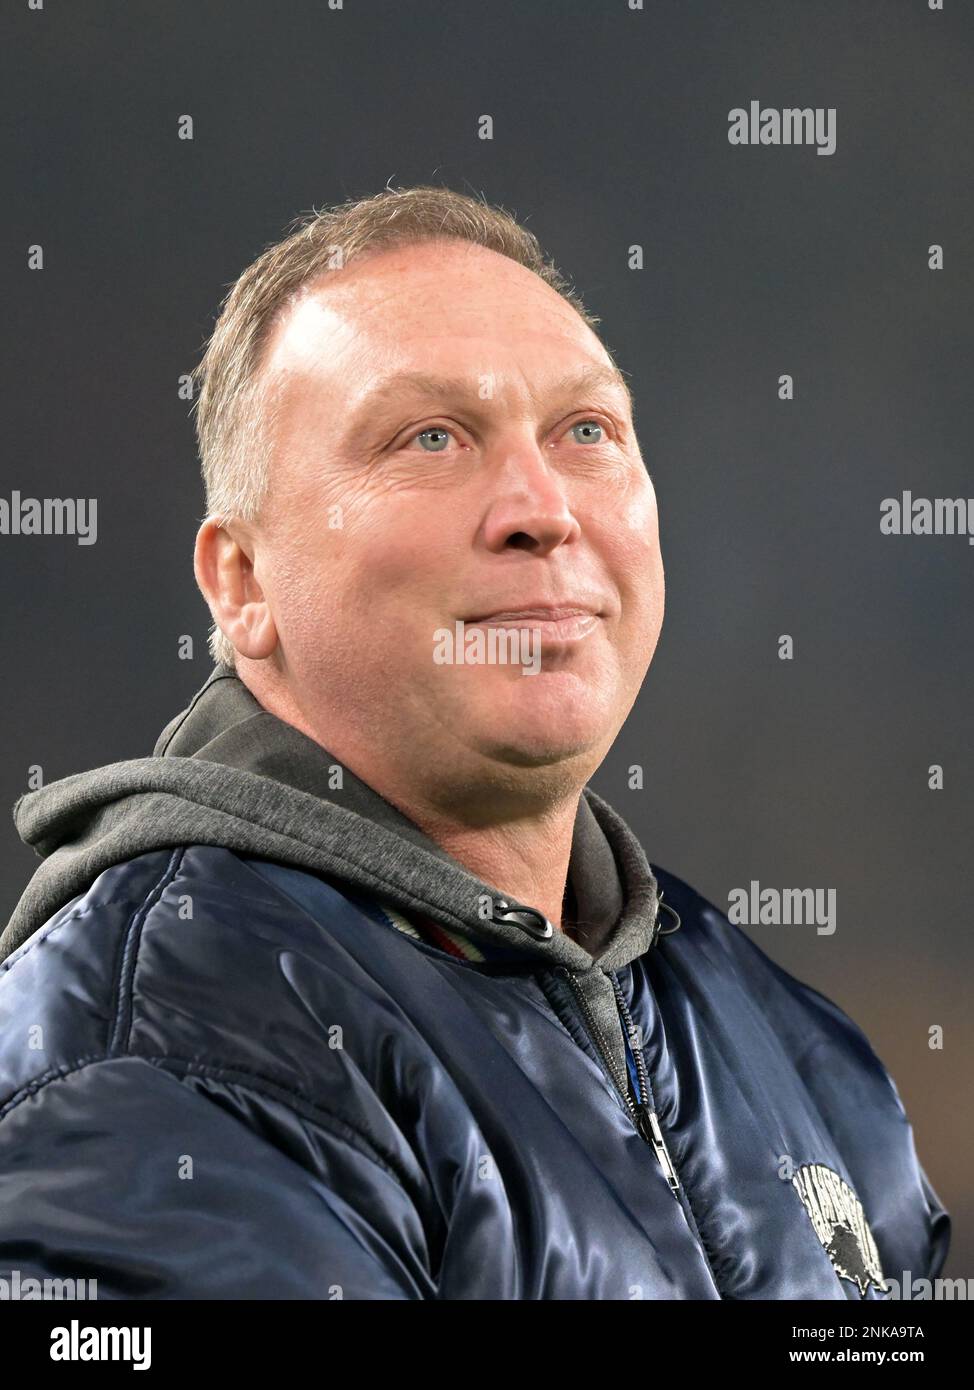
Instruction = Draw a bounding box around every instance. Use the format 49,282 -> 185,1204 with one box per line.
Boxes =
917,1161 -> 952,1281
0,1054 -> 435,1299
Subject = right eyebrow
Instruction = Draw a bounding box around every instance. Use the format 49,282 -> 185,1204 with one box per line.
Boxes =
343,362 -> 634,444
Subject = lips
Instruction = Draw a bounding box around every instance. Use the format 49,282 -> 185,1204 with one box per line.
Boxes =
464,603 -> 602,623
461,606 -> 603,645
471,608 -> 590,624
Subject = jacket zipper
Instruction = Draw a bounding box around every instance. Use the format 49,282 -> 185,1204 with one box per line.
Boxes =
558,966 -> 681,1198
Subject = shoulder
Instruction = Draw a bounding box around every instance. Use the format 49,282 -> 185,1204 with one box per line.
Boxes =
0,846 -> 377,1111
648,862 -> 950,1276
648,861 -> 902,1101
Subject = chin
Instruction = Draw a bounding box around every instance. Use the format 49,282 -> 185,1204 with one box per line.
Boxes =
472,677 -> 612,768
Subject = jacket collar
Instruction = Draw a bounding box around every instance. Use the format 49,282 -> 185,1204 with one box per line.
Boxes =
1,667 -> 660,971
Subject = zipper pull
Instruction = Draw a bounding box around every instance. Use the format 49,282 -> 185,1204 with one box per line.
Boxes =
492,899 -> 554,940
634,1103 -> 681,1196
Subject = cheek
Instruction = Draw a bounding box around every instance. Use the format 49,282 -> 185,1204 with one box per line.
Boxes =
265,505 -> 444,659
596,482 -> 665,681
261,549 -> 342,655
620,478 -> 658,537
625,465 -> 661,537
606,475 -> 664,603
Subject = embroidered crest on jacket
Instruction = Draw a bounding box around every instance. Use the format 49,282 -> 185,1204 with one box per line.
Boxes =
792,1163 -> 886,1295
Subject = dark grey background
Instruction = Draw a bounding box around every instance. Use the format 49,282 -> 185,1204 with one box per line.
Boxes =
2,0 -> 971,1279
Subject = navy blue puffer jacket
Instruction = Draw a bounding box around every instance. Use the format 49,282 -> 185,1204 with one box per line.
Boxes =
0,669 -> 950,1299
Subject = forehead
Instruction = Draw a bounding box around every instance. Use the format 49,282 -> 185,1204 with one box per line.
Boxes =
259,240 -> 619,405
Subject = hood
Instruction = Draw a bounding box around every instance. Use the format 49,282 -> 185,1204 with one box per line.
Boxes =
0,666 -> 661,974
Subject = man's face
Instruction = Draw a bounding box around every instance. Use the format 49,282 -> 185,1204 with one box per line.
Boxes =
245,238 -> 664,796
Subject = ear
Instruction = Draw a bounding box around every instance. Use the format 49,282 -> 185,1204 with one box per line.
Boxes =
193,516 -> 279,661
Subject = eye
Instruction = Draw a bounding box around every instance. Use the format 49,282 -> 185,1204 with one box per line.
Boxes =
411,426 -> 453,453
568,419 -> 605,445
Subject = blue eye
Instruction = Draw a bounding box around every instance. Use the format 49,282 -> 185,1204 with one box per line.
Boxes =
570,420 -> 604,444
415,427 -> 451,452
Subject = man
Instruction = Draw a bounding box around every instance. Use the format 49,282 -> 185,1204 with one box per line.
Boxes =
0,186 -> 949,1299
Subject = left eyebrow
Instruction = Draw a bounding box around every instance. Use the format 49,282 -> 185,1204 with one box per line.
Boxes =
343,362 -> 634,441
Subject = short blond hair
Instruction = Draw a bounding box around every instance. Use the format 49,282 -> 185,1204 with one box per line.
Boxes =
191,184 -> 604,669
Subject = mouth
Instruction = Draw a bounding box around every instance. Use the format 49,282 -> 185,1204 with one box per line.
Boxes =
462,606 -> 602,644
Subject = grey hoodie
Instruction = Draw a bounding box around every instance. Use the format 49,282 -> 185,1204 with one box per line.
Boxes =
1,664 -> 663,1083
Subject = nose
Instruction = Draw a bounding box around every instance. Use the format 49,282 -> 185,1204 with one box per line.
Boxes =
481,445 -> 582,556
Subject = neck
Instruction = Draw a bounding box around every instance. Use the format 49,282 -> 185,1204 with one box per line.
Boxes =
393,797 -> 580,932
237,663 -> 586,932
